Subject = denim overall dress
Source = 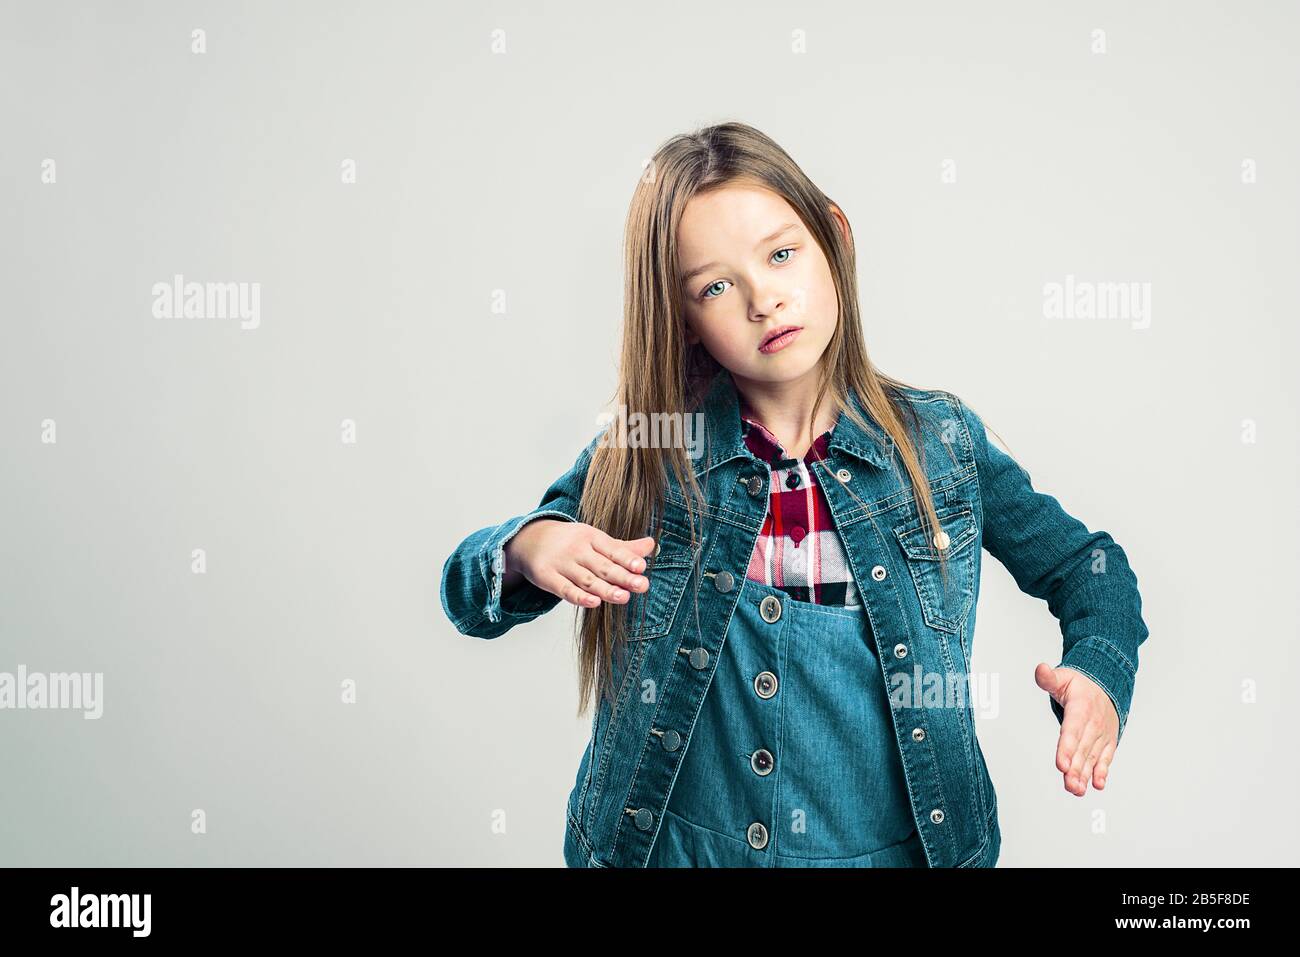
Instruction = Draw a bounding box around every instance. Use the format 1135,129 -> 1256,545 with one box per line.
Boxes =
646,578 -> 927,867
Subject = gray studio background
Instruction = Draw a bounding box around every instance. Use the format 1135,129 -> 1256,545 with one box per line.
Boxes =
2,0 -> 1296,866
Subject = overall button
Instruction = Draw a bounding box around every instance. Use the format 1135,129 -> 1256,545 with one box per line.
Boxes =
688,647 -> 710,670
744,475 -> 763,496
871,564 -> 887,581
750,748 -> 775,776
634,808 -> 655,831
893,642 -> 908,659
933,530 -> 950,550
911,727 -> 926,742
661,729 -> 682,752
760,595 -> 783,623
930,809 -> 945,825
747,822 -> 769,850
754,671 -> 778,698
836,468 -> 852,483
713,570 -> 734,593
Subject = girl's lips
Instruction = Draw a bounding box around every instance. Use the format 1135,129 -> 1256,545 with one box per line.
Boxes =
758,327 -> 803,354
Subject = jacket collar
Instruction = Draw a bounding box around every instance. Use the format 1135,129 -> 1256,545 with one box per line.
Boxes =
691,368 -> 895,478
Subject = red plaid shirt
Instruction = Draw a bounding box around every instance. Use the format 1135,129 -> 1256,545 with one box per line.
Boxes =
738,401 -> 862,608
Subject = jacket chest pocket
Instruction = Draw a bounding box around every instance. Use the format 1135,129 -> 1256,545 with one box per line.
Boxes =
624,530 -> 697,640
892,503 -> 978,634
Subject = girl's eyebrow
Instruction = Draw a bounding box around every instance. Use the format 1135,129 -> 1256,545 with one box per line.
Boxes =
680,222 -> 801,285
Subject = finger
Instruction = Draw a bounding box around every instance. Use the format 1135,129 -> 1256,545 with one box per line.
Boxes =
590,536 -> 651,590
1068,711 -> 1108,796
1092,739 -> 1117,790
564,559 -> 631,605
1034,661 -> 1064,700
574,552 -> 639,602
1065,717 -> 1099,795
535,568 -> 604,609
1058,699 -> 1093,793
1080,726 -> 1109,792
1056,696 -> 1085,776
598,531 -> 657,570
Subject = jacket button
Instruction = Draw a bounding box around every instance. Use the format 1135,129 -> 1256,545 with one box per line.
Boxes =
893,642 -> 908,659
745,475 -> 763,496
836,468 -> 852,483
871,564 -> 887,581
911,727 -> 925,742
754,671 -> 778,699
760,595 -> 783,623
747,822 -> 769,850
661,729 -> 682,752
713,570 -> 734,593
634,808 -> 655,831
750,748 -> 775,776
688,647 -> 710,670
930,808 -> 945,825
653,541 -> 661,558
933,530 -> 950,550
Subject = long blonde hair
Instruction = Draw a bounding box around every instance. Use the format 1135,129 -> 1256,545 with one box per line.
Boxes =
574,121 -> 955,717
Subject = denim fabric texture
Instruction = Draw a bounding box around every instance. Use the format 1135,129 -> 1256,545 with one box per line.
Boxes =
645,582 -> 925,867
440,369 -> 1148,868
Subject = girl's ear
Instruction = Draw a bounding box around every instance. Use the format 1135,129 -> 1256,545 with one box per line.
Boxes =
829,203 -> 853,254
683,316 -> 701,346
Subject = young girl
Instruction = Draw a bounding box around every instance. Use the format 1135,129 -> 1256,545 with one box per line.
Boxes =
440,122 -> 1149,868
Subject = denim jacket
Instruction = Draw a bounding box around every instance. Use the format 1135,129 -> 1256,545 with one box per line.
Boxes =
440,370 -> 1149,867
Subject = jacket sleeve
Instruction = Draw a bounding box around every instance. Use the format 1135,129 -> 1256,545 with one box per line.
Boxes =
439,428 -> 604,639
955,395 -> 1149,744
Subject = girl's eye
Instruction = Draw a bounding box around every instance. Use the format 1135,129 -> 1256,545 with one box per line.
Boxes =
697,248 -> 796,302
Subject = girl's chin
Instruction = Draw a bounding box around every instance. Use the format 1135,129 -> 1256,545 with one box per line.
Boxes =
733,357 -> 824,386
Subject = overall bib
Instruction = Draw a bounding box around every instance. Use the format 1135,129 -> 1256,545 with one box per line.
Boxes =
647,578 -> 927,867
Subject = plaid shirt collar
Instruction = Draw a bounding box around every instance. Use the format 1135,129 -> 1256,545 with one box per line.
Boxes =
691,368 -> 894,478
736,395 -> 837,469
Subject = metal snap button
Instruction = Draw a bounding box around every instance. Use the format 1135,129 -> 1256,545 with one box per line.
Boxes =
893,642 -> 908,659
760,595 -> 782,623
688,647 -> 710,670
653,541 -> 661,557
747,822 -> 769,850
754,671 -> 778,699
933,530 -> 950,551
930,808 -> 945,825
911,727 -> 925,742
661,729 -> 682,752
634,808 -> 655,831
836,468 -> 852,483
713,570 -> 734,593
745,475 -> 763,496
871,564 -> 887,581
750,748 -> 775,776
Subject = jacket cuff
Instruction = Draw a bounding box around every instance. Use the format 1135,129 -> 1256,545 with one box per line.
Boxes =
1048,635 -> 1136,744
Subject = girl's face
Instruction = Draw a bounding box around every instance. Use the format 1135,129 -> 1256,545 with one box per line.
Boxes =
677,182 -> 844,393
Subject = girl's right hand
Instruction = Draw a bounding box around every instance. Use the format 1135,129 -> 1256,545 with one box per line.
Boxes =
504,520 -> 655,609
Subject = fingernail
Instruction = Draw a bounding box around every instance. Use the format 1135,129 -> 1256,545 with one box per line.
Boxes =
614,589 -> 627,600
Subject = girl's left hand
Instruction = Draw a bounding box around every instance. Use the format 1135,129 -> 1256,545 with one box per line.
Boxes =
1034,663 -> 1120,797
